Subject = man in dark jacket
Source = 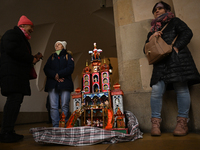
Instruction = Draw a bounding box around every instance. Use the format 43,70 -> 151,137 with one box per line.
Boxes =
0,15 -> 41,143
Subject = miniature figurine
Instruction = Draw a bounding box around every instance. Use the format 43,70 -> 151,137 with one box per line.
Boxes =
100,119 -> 103,127
105,99 -> 109,107
87,118 -> 91,126
104,84 -> 108,90
93,76 -> 98,82
84,75 -> 89,81
76,101 -> 80,110
115,108 -> 125,128
96,119 -> 100,127
85,87 -> 89,92
93,97 -> 97,105
89,43 -> 102,61
93,120 -> 97,127
100,102 -> 104,108
76,101 -> 80,106
103,73 -> 107,78
59,112 -> 66,128
85,81 -> 89,86
93,84 -> 99,93
103,78 -> 108,83
115,98 -> 120,105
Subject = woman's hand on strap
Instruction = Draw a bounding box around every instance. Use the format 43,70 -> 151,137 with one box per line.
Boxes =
149,31 -> 163,41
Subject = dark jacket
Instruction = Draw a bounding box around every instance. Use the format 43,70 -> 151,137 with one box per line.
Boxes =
43,49 -> 74,92
0,26 -> 34,96
144,17 -> 200,90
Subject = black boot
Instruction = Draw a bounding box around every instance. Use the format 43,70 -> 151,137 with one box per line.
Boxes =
0,131 -> 24,143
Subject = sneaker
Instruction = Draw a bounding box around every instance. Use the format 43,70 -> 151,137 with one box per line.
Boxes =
0,132 -> 24,143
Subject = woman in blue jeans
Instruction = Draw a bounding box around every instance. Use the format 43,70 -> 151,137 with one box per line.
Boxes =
44,41 -> 74,127
144,1 -> 200,136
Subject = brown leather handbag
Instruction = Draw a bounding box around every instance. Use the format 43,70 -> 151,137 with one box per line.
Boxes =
145,23 -> 177,65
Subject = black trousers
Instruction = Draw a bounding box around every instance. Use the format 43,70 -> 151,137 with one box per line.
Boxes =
1,93 -> 24,133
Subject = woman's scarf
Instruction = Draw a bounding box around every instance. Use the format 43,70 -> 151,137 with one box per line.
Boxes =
55,50 -> 62,55
19,27 -> 31,40
150,12 -> 174,32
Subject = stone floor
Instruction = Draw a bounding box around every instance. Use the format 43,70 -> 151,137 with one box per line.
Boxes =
0,123 -> 200,150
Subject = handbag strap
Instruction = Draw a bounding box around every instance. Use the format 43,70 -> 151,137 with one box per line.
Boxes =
160,23 -> 169,32
171,36 -> 178,45
160,22 -> 178,45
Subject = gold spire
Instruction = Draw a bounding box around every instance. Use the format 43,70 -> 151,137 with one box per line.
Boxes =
86,60 -> 88,67
104,58 -> 106,64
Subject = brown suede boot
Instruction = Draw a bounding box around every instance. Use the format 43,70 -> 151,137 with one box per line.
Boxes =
151,118 -> 161,136
173,117 -> 188,136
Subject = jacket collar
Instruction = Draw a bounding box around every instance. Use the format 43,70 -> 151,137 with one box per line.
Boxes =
55,49 -> 67,56
14,26 -> 31,53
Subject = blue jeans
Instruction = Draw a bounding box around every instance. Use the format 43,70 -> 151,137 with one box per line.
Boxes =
151,80 -> 190,118
48,89 -> 70,127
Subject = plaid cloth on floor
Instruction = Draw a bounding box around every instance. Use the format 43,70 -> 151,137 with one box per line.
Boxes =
30,110 -> 143,146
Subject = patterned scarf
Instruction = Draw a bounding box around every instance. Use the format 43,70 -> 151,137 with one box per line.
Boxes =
150,12 -> 174,32
19,27 -> 31,40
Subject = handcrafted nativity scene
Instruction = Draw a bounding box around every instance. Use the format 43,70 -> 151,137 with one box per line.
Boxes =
30,43 -> 143,146
63,43 -> 127,133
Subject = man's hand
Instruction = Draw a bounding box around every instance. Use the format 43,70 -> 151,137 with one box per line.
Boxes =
33,52 -> 43,64
32,57 -> 39,64
34,52 -> 43,61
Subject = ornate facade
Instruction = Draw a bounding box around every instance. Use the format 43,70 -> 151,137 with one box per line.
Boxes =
66,43 -> 126,132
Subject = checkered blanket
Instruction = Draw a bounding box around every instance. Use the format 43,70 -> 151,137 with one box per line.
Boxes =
30,110 -> 143,146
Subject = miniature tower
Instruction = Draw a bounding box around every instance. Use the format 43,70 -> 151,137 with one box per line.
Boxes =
68,43 -> 127,131
72,88 -> 82,111
89,43 -> 102,93
83,61 -> 91,94
111,83 -> 124,114
111,83 -> 125,128
101,58 -> 110,92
